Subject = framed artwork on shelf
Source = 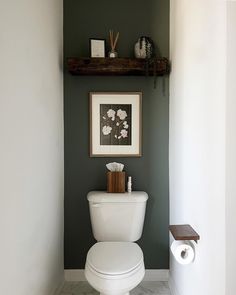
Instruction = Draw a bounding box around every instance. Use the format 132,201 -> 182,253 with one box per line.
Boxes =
90,92 -> 142,157
89,38 -> 106,58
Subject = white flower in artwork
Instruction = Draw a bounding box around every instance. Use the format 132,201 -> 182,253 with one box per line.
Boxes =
123,121 -> 129,129
103,116 -> 106,120
107,109 -> 116,121
115,135 -> 117,138
116,122 -> 120,126
102,125 -> 112,135
117,109 -> 127,120
120,129 -> 128,138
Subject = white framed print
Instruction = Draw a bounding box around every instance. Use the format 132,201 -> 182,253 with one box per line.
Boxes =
90,92 -> 142,157
89,38 -> 106,58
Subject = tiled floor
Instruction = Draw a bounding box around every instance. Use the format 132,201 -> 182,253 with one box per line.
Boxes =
59,281 -> 170,295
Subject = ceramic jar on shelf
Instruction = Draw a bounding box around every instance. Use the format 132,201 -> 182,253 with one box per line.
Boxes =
134,36 -> 155,59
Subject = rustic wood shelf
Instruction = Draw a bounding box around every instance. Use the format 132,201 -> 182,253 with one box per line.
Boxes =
67,57 -> 170,76
169,224 -> 200,243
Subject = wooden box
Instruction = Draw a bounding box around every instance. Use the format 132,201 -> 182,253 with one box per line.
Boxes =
107,172 -> 126,193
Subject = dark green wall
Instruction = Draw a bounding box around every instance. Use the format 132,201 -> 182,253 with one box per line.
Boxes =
64,0 -> 169,269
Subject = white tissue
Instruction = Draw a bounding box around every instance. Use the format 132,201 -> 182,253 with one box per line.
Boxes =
170,240 -> 195,265
106,162 -> 124,172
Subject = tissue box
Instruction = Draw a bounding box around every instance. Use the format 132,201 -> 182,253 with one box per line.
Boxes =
107,172 -> 126,193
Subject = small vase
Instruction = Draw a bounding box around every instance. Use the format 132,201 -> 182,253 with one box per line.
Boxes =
108,50 -> 118,58
134,36 -> 154,59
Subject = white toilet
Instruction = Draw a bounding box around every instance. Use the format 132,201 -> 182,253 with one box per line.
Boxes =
85,191 -> 148,295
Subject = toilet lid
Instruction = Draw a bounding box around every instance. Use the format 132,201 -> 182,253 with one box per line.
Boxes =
86,242 -> 143,275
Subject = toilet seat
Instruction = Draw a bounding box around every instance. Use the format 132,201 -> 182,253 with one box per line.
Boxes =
86,242 -> 143,277
85,242 -> 145,295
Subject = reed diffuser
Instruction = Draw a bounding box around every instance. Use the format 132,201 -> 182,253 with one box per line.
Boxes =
109,30 -> 119,58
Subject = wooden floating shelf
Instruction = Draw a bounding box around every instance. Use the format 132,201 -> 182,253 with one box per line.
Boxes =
169,224 -> 200,243
67,57 -> 170,76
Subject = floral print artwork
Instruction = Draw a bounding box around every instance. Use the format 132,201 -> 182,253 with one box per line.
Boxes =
100,104 -> 132,145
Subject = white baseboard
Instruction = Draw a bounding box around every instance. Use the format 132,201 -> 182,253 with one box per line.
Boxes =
168,275 -> 181,295
65,269 -> 86,281
144,270 -> 169,281
64,269 -> 169,282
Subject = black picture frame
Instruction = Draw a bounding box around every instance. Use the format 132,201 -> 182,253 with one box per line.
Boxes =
89,38 -> 106,58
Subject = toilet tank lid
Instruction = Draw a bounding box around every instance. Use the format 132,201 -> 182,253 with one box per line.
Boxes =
87,191 -> 148,203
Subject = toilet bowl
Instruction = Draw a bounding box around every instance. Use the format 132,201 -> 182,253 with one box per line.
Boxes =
85,242 -> 145,295
85,191 -> 148,295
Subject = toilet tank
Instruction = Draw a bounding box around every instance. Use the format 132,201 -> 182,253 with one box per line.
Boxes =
87,191 -> 148,242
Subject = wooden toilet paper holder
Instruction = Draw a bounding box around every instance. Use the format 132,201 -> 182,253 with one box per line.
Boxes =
169,224 -> 200,243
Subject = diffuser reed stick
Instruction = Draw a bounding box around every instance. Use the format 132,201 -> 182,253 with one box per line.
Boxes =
113,32 -> 119,50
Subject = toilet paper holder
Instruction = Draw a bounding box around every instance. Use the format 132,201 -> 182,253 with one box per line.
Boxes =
169,224 -> 200,243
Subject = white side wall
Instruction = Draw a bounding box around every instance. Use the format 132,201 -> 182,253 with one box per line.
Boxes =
169,1 -> 226,295
226,2 -> 236,295
0,1 -> 64,294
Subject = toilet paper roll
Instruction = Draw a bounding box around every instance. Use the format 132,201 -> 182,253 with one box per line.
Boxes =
170,240 -> 195,265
